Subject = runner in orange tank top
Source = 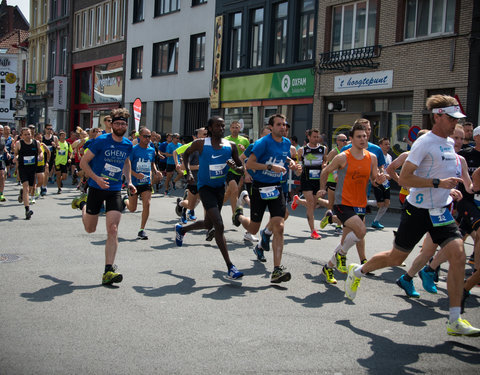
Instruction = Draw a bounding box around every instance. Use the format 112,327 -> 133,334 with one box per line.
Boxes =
318,122 -> 385,285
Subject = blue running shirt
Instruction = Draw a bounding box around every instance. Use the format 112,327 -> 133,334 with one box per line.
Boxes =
130,144 -> 156,186
87,133 -> 133,191
251,134 -> 291,184
197,138 -> 232,189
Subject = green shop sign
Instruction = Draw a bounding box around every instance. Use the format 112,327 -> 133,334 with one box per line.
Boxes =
221,68 -> 315,102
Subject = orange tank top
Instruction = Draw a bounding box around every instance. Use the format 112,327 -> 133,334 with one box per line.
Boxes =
335,149 -> 372,207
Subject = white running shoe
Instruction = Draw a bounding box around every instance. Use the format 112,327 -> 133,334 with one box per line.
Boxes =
345,264 -> 361,301
243,231 -> 258,243
236,190 -> 249,208
447,318 -> 480,337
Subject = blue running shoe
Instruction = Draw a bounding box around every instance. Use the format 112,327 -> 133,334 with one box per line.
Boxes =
175,224 -> 184,246
260,229 -> 271,251
188,210 -> 197,221
371,220 -> 384,229
396,275 -> 420,298
227,265 -> 243,279
253,244 -> 266,262
419,267 -> 437,294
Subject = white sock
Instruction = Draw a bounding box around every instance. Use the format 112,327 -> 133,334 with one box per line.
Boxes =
341,231 -> 360,254
264,227 -> 272,235
367,199 -> 377,207
374,206 -> 388,222
449,307 -> 461,323
354,264 -> 364,278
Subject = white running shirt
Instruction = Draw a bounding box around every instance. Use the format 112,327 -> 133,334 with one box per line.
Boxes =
406,132 -> 456,209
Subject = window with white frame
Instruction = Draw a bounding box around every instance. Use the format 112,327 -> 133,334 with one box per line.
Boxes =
49,38 -> 56,78
404,0 -> 455,40
33,1 -> 38,28
112,0 -> 118,40
82,11 -> 87,48
332,0 -> 377,52
32,46 -> 36,81
96,6 -> 102,44
155,0 -> 180,17
89,9 -> 94,46
273,2 -> 288,65
298,0 -> 315,61
250,8 -> 263,68
75,13 -> 81,49
229,12 -> 242,70
61,35 -> 67,74
41,44 -> 46,80
104,3 -> 110,42
43,0 -> 48,24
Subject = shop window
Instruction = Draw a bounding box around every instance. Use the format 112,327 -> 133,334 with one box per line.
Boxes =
332,0 -> 376,52
189,33 -> 205,71
298,0 -> 315,61
152,39 -> 179,75
154,101 -> 173,133
229,12 -> 242,70
133,0 -> 144,23
273,2 -> 288,65
250,8 -> 264,68
131,46 -> 143,79
404,0 -> 455,40
94,63 -> 123,103
155,0 -> 180,17
75,69 -> 92,104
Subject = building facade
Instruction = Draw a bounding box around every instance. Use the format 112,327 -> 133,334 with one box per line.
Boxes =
124,0 -> 214,137
315,0 -> 473,156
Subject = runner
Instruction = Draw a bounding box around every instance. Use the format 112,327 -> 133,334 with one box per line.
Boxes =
371,138 -> 393,229
42,124 -> 58,185
0,129 -> 10,201
71,108 -> 134,285
164,133 -> 181,196
174,116 -> 244,280
54,130 -> 73,194
34,133 -> 51,201
346,95 -> 480,336
318,122 -> 383,285
123,127 -> 161,240
14,127 -> 43,219
233,114 -> 300,283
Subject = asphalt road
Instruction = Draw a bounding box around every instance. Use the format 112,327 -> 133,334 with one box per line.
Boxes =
0,177 -> 479,374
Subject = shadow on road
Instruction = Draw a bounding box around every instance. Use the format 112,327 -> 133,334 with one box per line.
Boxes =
0,214 -> 19,222
20,275 -> 102,302
335,319 -> 480,374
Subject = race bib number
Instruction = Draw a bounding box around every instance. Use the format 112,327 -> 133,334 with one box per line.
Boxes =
136,161 -> 151,173
47,145 -> 53,151
209,163 -> 226,179
23,155 -> 35,166
429,207 -> 455,227
259,186 -> 280,200
309,169 -> 320,180
101,162 -> 122,181
58,149 -> 66,156
354,207 -> 366,215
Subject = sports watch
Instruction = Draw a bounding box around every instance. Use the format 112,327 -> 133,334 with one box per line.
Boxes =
432,178 -> 440,188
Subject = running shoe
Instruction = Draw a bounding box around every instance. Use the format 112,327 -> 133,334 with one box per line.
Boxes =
0,194 -> 5,202
419,266 -> 437,294
361,259 -> 374,276
187,210 -> 197,221
71,193 -> 88,209
291,194 -> 300,210
57,188 -> 62,194
259,229 -> 271,251
25,209 -> 33,220
232,206 -> 243,227
335,251 -> 347,274
335,226 -> 342,234
29,198 -> 36,205
253,244 -> 266,262
236,190 -> 249,208
396,274 -> 420,298
121,195 -> 128,212
446,318 -> 480,337
18,188 -> 23,203
243,231 -> 258,243
320,210 -> 332,229
322,265 -> 337,284
227,265 -> 244,279
175,224 -> 184,246
40,187 -> 47,196
137,230 -> 148,240
311,230 -> 321,239
205,228 -> 215,241
175,198 -> 183,216
34,189 -> 40,198
461,288 -> 470,314
271,265 -> 291,283
102,270 -> 123,285
345,263 -> 361,300
371,220 -> 384,229
164,190 -> 170,196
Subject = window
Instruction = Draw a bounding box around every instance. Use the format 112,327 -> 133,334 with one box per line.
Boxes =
89,9 -> 94,46
32,46 -> 36,81
33,1 -> 37,28
41,45 -> 46,80
1,79 -> 5,99
112,0 -> 119,40
152,39 -> 179,75
120,0 -> 126,37
49,38 -> 56,77
104,3 -> 110,42
61,0 -> 68,16
229,12 -> 242,70
60,35 -> 67,74
250,8 -> 263,68
43,0 -> 47,24
298,0 -> 315,61
192,0 -> 207,6
133,0 -> 144,23
75,13 -> 81,48
273,2 -> 288,65
155,0 -> 180,17
96,6 -> 102,44
82,11 -> 87,48
405,0 -> 455,39
131,46 -> 143,78
189,33 -> 205,71
51,0 -> 57,20
155,101 -> 173,133
332,0 -> 377,51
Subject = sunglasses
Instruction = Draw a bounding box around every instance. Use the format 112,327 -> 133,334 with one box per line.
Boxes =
339,139 -> 348,142
105,119 -> 112,122
142,135 -> 151,138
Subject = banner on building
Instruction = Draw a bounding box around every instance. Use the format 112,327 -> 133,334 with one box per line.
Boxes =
210,15 -> 223,109
133,98 -> 142,132
53,76 -> 67,110
334,70 -> 394,92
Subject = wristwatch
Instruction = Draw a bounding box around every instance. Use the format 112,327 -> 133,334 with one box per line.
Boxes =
267,164 -> 272,171
432,178 -> 440,188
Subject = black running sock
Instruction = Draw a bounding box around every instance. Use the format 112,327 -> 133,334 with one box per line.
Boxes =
328,216 -> 333,224
226,262 -> 233,270
25,206 -> 29,212
79,201 -> 86,210
424,265 -> 434,273
403,273 -> 413,282
104,264 -> 114,273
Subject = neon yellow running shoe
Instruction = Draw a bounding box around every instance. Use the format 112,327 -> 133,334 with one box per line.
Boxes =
102,270 -> 123,285
345,263 -> 361,300
322,265 -> 337,284
71,193 -> 87,209
320,210 -> 332,229
335,251 -> 347,273
447,318 -> 480,337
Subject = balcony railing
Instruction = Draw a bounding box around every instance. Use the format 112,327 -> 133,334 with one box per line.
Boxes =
318,45 -> 382,73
